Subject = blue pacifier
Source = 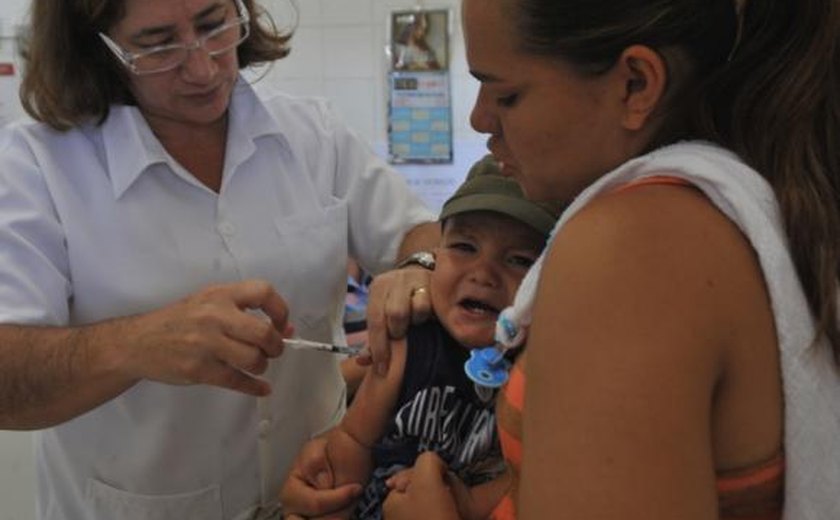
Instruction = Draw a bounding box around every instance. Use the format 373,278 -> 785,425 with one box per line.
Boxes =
465,346 -> 511,388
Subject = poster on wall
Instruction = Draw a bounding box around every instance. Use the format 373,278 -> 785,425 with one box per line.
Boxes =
387,8 -> 453,164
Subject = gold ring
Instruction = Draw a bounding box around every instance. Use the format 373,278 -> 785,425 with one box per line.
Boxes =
411,286 -> 429,297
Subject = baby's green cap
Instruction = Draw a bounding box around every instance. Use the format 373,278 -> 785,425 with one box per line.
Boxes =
439,155 -> 563,237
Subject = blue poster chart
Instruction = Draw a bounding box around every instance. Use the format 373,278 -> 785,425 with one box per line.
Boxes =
388,70 -> 453,164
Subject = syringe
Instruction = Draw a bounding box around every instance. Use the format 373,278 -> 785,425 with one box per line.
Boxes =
284,338 -> 364,357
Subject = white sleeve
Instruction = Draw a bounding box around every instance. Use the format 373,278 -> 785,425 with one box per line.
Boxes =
0,127 -> 71,324
323,104 -> 436,274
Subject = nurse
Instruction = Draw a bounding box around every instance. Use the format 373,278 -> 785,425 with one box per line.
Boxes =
0,0 -> 437,518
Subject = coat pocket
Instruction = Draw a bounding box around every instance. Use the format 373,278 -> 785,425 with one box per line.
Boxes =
86,478 -> 224,520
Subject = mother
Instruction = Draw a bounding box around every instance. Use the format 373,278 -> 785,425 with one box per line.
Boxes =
293,0 -> 840,518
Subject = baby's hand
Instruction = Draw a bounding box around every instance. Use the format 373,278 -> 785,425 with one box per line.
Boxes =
385,466 -> 414,492
385,457 -> 483,520
279,436 -> 362,518
382,453 -> 460,520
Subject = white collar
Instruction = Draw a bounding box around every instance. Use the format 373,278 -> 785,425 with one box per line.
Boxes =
101,75 -> 287,199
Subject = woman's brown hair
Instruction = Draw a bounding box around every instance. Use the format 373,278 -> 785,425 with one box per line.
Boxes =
504,0 -> 840,362
19,0 -> 292,131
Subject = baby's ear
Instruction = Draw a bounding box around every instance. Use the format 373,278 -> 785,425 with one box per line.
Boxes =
615,45 -> 668,131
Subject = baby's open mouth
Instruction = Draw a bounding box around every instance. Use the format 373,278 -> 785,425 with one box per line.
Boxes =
459,298 -> 500,316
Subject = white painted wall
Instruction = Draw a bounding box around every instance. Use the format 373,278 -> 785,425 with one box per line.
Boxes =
0,1 -> 485,518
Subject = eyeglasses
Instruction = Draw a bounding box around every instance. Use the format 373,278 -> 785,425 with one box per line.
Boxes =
98,0 -> 251,75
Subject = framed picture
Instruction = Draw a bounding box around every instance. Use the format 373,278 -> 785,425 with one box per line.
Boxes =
389,9 -> 449,72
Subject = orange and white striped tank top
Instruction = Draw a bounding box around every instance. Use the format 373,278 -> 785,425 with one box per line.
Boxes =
491,353 -> 784,519
491,176 -> 784,519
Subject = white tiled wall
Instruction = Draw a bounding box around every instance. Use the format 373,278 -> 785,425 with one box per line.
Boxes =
0,1 -> 487,518
256,0 -> 487,212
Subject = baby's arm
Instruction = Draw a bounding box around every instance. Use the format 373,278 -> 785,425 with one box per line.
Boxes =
325,337 -> 409,517
319,429 -> 372,519
340,357 -> 367,398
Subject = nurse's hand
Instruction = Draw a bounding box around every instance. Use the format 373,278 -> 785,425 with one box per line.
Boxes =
363,266 -> 432,376
118,279 -> 290,396
383,452 -> 461,520
280,435 -> 363,518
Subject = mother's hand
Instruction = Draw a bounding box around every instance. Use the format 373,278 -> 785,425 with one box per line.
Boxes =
362,266 -> 432,376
